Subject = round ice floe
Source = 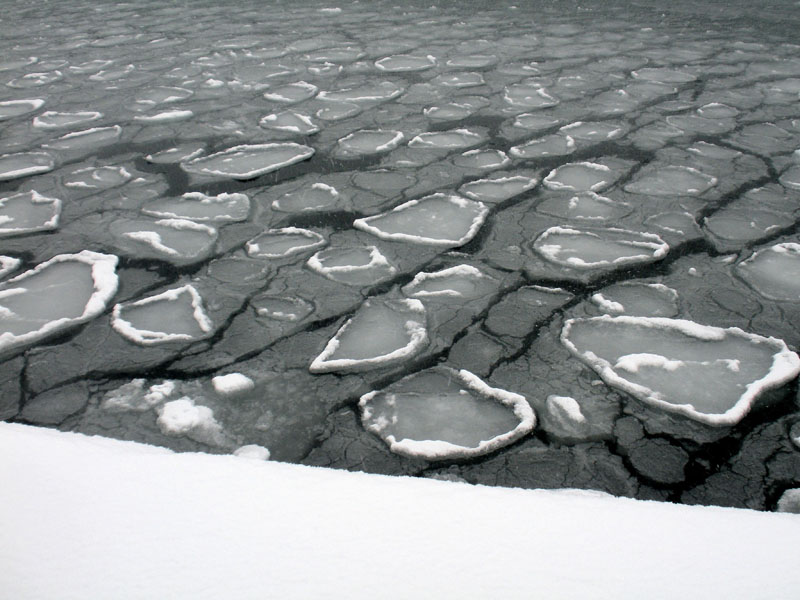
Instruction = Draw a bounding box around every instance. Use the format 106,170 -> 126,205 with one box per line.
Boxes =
407,128 -> 486,149
645,212 -> 701,238
401,264 -> 496,300
459,175 -> 537,204
133,110 -> 194,124
272,183 -> 341,212
375,54 -> 436,72
263,81 -> 319,103
559,121 -> 627,141
544,162 -> 617,192
101,379 -> 176,412
334,129 -> 404,158
533,226 -> 669,269
503,83 -> 559,109
735,243 -> 800,301
703,209 -> 791,252
134,86 -> 193,106
509,135 -> 575,159
452,149 -> 509,170
0,98 -> 44,121
315,101 -> 361,121
0,256 -> 20,279
212,373 -> 255,396
0,251 -> 118,355
359,366 -> 534,460
112,285 -> 213,345
306,245 -> 397,286
697,102 -> 739,118
145,145 -> 205,164
430,72 -> 485,87
512,114 -> 563,132
591,283 -> 679,317
0,152 -> 55,181
446,54 -> 497,68
259,111 -> 319,135
0,191 -> 61,237
535,191 -> 632,223
32,110 -> 102,129
180,143 -> 314,180
310,297 -> 427,373
7,71 -> 63,88
143,192 -> 250,223
561,315 -> 800,426
424,103 -> 475,121
63,166 -> 131,190
44,126 -> 122,151
632,67 -> 696,83
779,165 -> 800,191
318,81 -> 403,103
687,142 -> 741,160
354,193 -> 488,247
112,219 -> 218,263
246,228 -> 325,259
624,165 -> 717,196
0,56 -> 37,71
252,294 -> 314,322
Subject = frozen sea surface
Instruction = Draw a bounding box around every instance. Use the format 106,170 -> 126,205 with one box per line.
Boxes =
3,0 -> 800,511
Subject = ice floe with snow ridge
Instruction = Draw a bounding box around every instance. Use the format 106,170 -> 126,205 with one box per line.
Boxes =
145,145 -> 205,164
112,284 -> 213,345
735,243 -> 800,302
63,166 -> 131,190
259,111 -> 319,135
32,111 -> 102,129
143,192 -> 249,223
624,165 -> 717,196
318,81 -> 403,103
181,143 -> 314,180
354,193 -> 488,247
263,81 -> 318,103
306,245 -> 397,286
533,226 -> 668,269
535,191 -> 632,223
503,83 -> 559,109
0,98 -> 44,121
252,294 -> 314,322
401,265 -> 496,300
459,175 -> 538,204
561,315 -> 800,426
0,251 -> 118,356
271,183 -> 342,212
452,149 -> 510,170
359,366 -> 534,460
543,161 -> 619,192
43,126 -> 122,151
0,152 -> 55,181
559,121 -> 627,141
0,191 -> 61,237
779,165 -> 800,190
246,228 -> 325,259
375,55 -> 436,72
309,297 -> 427,373
509,135 -> 575,158
110,218 -> 218,264
430,72 -> 485,87
334,130 -> 404,158
591,283 -> 679,317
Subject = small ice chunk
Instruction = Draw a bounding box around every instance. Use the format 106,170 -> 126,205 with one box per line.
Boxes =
776,489 -> 800,514
233,445 -> 271,460
157,397 -> 226,445
212,373 -> 255,396
546,395 -> 587,425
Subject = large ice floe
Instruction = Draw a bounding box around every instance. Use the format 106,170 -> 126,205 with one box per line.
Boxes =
532,226 -> 669,269
0,191 -> 61,237
561,316 -> 800,426
309,297 -> 427,373
0,251 -> 118,356
111,285 -> 213,345
359,366 -> 534,460
180,143 -> 314,179
354,193 -> 488,247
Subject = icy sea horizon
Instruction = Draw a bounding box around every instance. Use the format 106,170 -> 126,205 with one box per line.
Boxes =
3,0 -> 800,512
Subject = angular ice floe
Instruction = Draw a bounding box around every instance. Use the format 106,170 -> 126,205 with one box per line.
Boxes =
180,143 -> 314,180
143,192 -> 250,223
112,218 -> 217,263
407,128 -> 486,149
43,126 -> 122,151
354,194 -> 488,247
459,175 -> 537,204
359,366 -> 534,460
309,297 -> 427,373
779,165 -> 800,191
0,191 -> 61,237
0,251 -> 118,355
624,166 -> 717,196
252,294 -> 314,322
318,81 -> 403,103
259,111 -> 319,135
306,245 -> 397,286
32,110 -> 102,129
334,129 -> 404,158
735,243 -> 800,301
561,316 -> 800,426
272,183 -> 341,212
375,54 -> 436,72
0,98 -> 44,121
246,228 -> 325,259
509,135 -> 575,159
452,149 -> 510,170
559,121 -> 627,141
533,227 -> 668,269
543,162 -> 617,192
145,145 -> 205,165
112,285 -> 213,345
504,83 -> 559,109
535,191 -> 632,223
63,166 -> 131,190
263,81 -> 318,103
591,283 -> 679,317
401,265 -> 496,300
0,151 -> 55,181
212,373 -> 255,396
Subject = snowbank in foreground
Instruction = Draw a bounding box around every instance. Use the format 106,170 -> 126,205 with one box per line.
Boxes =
1,423 -> 798,600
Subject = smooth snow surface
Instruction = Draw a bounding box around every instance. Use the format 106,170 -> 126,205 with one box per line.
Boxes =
4,423 -> 799,600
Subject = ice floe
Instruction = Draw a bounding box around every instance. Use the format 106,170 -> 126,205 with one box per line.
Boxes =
591,283 -> 679,317
543,161 -> 618,192
271,183 -> 341,212
309,297 -> 427,373
318,81 -> 403,103
735,243 -> 800,301
233,444 -> 271,460
156,397 -> 226,445
0,191 -> 61,237
354,193 -> 488,247
0,251 -> 118,355
263,81 -> 319,103
533,227 -> 668,269
306,245 -> 396,285
145,145 -> 205,164
32,110 -> 102,129
407,128 -> 486,149
63,166 -> 131,190
180,143 -> 314,180
112,285 -> 213,345
459,175 -> 538,204
334,129 -> 404,158
452,149 -> 510,170
0,151 -> 55,181
142,192 -> 250,223
375,55 -> 436,72
43,126 -> 122,151
101,379 -> 176,412
111,218 -> 218,264
504,83 -> 559,109
509,135 -> 575,158
246,228 -> 325,259
401,265 -> 496,300
535,191 -> 632,222
559,121 -> 627,141
252,294 -> 314,322
0,98 -> 44,121
624,165 -> 717,196
359,366 -> 534,460
259,111 -> 319,135
561,316 -> 800,426
0,256 -> 20,279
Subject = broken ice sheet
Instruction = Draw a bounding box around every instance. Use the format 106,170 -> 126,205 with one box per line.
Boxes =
359,366 -> 534,460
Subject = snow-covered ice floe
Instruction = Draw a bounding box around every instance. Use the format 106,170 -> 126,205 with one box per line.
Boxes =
180,143 -> 314,179
0,251 -> 118,356
359,366 -> 534,459
310,297 -> 427,373
533,226 -> 668,269
561,316 -> 800,426
111,284 -> 213,345
246,227 -> 325,259
212,373 -> 255,396
111,218 -> 218,264
306,245 -> 397,286
354,193 -> 488,247
0,98 -> 44,121
0,190 -> 61,237
401,264 -> 496,300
